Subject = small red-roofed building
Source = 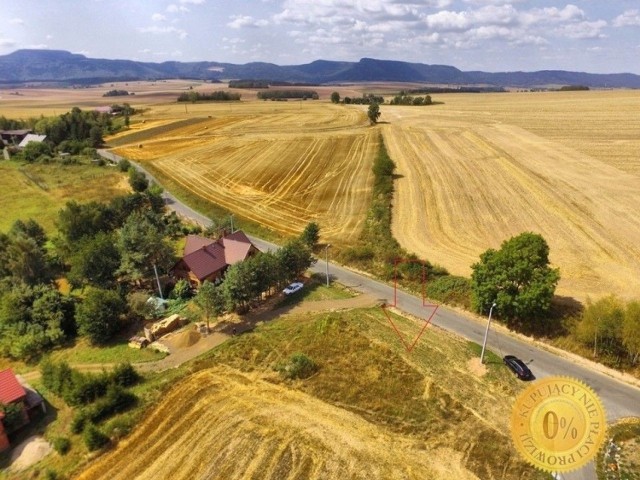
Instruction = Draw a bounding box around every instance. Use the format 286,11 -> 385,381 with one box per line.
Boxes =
171,230 -> 259,287
0,368 -> 30,451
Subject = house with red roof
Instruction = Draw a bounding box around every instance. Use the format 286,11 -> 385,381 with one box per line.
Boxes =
0,368 -> 29,452
0,368 -> 45,452
171,230 -> 259,287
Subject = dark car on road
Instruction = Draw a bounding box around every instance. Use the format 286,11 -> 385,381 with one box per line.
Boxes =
503,355 -> 534,380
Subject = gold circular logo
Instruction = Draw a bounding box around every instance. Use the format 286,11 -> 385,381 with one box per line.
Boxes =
510,376 -> 607,473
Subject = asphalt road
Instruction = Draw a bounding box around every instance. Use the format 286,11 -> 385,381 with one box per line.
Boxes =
99,149 -> 639,480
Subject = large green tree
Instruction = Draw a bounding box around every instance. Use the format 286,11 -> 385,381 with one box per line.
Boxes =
76,288 -> 127,344
68,232 -> 121,289
117,212 -> 174,284
470,232 -> 560,325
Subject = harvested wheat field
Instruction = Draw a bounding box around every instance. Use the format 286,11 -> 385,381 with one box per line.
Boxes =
76,367 -> 475,480
76,309 -> 543,480
110,102 -> 376,241
384,90 -> 640,300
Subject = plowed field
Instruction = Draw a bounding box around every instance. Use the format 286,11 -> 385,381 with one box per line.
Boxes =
384,90 -> 640,299
111,102 -> 375,241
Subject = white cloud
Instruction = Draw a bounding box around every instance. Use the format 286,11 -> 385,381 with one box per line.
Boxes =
613,10 -> 640,28
228,15 -> 268,29
179,0 -> 204,4
557,20 -> 607,39
139,25 -> 188,40
27,43 -> 49,49
167,4 -> 189,13
152,13 -> 166,22
9,18 -> 24,26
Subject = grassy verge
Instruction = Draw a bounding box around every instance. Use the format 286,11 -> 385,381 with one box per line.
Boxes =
275,272 -> 355,308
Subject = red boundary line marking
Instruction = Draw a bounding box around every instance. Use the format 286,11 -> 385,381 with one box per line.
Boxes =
385,258 -> 440,353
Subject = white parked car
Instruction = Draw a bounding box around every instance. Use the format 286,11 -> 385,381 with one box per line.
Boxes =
283,282 -> 304,295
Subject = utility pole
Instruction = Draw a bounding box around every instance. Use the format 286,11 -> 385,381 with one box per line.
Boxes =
229,214 -> 235,234
325,244 -> 331,287
153,264 -> 164,300
480,302 -> 497,364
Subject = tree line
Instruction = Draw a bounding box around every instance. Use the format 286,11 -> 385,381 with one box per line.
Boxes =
257,90 -> 319,100
177,91 -> 241,102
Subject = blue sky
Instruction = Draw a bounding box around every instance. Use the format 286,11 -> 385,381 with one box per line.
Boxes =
1,1 -> 639,73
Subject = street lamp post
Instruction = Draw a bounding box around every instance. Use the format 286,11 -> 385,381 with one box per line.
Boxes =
480,302 -> 497,364
229,214 -> 235,234
325,244 -> 331,287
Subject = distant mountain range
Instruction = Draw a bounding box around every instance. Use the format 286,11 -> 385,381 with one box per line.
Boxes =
1,49 -> 640,88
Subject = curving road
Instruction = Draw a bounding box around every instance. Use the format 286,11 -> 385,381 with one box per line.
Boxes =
99,149 -> 639,480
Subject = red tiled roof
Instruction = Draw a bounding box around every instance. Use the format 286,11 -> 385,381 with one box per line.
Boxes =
178,231 -> 256,281
184,235 -> 216,256
0,369 -> 26,404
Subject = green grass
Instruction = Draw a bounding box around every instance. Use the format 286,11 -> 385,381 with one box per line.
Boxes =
48,337 -> 166,365
0,159 -> 128,233
276,273 -> 355,308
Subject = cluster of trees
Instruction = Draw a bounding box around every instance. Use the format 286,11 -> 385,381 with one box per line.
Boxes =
0,115 -> 32,130
34,107 -> 113,148
41,360 -> 140,451
331,93 -> 384,105
177,91 -> 241,102
389,92 -> 432,106
257,90 -> 319,100
0,180 -> 185,358
229,80 -> 269,89
194,237 -> 316,326
574,296 -> 640,365
103,89 -> 131,97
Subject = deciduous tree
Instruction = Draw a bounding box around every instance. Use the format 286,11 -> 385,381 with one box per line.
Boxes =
367,102 -> 381,125
471,232 -> 560,325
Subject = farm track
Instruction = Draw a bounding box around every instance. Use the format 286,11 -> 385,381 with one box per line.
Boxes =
75,366 -> 478,480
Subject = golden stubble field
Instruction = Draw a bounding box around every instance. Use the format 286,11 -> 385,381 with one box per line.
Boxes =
383,90 -> 640,300
109,101 -> 377,241
3,84 -> 640,300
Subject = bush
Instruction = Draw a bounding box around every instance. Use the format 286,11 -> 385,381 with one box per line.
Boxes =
278,353 -> 318,380
426,275 -> 472,308
111,362 -> 141,388
83,424 -> 109,451
170,279 -> 192,300
44,470 -> 59,480
70,411 -> 88,434
117,158 -> 131,172
86,386 -> 137,424
51,436 -> 71,455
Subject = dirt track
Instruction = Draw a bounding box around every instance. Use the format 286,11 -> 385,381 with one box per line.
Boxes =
75,367 -> 478,480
